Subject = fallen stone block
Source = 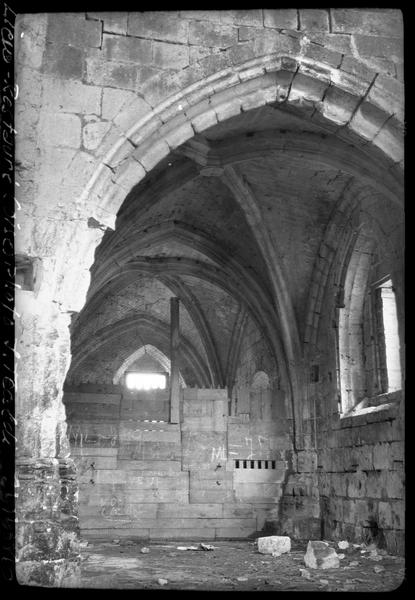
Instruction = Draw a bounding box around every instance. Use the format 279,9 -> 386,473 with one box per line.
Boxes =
304,541 -> 340,569
200,543 -> 215,551
158,578 -> 168,586
140,547 -> 150,554
338,540 -> 349,550
257,535 -> 291,556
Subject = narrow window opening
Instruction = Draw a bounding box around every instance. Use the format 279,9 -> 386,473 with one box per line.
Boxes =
376,279 -> 401,393
125,372 -> 167,391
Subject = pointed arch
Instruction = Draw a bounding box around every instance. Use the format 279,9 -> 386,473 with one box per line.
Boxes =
113,344 -> 186,387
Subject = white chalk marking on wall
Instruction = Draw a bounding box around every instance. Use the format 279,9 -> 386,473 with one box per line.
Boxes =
211,446 -> 227,461
245,437 -> 254,460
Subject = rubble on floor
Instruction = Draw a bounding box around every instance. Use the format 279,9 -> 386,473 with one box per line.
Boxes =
257,535 -> 291,556
304,540 -> 340,569
177,543 -> 215,551
79,539 -> 405,591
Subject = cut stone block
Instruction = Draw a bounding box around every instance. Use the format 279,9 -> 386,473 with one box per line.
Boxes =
257,535 -> 291,556
304,541 -> 340,569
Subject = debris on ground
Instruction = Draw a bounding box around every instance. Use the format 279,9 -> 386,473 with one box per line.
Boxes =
349,561 -> 359,567
367,547 -> 382,561
319,579 -> 329,586
338,554 -> 345,559
338,540 -> 349,550
112,539 -> 120,544
140,547 -> 150,554
299,568 -> 311,579
157,578 -> 168,586
257,535 -> 291,556
304,541 -> 340,569
79,540 -> 405,591
374,565 -> 385,574
237,576 -> 248,582
120,540 -> 135,546
79,540 -> 89,548
200,543 -> 215,551
176,544 -> 215,551
343,579 -> 356,590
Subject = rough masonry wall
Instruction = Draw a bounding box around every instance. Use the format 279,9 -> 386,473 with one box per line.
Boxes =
305,206 -> 404,555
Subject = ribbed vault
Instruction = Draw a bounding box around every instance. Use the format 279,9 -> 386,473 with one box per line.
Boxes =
68,100 -> 403,440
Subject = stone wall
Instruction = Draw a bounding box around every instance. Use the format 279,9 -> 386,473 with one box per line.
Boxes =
304,181 -> 404,555
317,404 -> 404,555
64,386 -> 293,540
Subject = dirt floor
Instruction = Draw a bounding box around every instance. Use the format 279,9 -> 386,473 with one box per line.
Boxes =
79,538 -> 405,591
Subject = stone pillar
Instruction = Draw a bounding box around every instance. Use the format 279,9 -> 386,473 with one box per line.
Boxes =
169,297 -> 180,423
14,297 -> 81,587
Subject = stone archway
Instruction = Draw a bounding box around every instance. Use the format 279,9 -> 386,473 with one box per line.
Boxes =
67,55 -> 403,450
14,11 -> 404,586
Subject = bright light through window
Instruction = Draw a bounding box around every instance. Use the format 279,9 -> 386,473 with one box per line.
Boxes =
125,372 -> 166,391
379,280 -> 401,392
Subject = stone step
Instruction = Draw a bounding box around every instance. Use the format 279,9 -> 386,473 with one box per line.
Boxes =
80,516 -> 257,529
189,475 -> 233,491
148,528 -> 216,540
70,447 -> 118,457
67,422 -> 119,447
116,441 -> 182,460
181,417 -> 227,432
82,528 -> 150,539
189,489 -> 236,504
115,459 -> 183,472
79,501 -> 226,520
118,429 -> 180,443
79,486 -> 189,504
189,469 -> 233,481
78,469 -> 188,486
73,455 -> 118,471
